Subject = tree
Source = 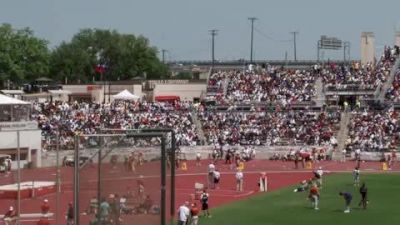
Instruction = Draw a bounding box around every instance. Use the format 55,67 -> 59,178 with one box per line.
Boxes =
50,28 -> 170,83
174,71 -> 193,80
0,24 -> 50,87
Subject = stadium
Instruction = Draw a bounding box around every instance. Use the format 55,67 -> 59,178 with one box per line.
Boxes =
1,1 -> 400,225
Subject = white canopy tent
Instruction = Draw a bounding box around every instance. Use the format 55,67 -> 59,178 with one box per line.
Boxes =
0,94 -> 30,105
0,94 -> 31,122
112,89 -> 140,101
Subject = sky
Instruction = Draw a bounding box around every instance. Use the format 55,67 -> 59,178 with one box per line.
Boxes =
1,0 -> 400,61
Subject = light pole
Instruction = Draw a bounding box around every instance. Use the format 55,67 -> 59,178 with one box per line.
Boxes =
248,17 -> 258,63
290,31 -> 299,61
162,49 -> 168,64
209,29 -> 218,70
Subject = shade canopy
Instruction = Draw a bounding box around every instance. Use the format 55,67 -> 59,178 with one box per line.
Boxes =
0,94 -> 30,105
113,89 -> 140,101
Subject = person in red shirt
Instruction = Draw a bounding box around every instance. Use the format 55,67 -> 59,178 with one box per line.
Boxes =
3,206 -> 17,225
36,216 -> 50,225
189,202 -> 200,225
41,199 -> 50,214
308,185 -> 320,210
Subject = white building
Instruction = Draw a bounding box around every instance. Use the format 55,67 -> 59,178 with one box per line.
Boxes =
0,94 -> 42,168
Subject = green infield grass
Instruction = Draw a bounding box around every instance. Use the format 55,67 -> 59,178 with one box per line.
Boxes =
198,173 -> 400,225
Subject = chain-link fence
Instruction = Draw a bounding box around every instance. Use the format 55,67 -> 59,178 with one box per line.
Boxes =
74,129 -> 175,225
0,130 -> 61,225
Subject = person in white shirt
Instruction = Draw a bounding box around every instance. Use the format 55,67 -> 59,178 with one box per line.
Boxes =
353,167 -> 360,186
342,149 -> 347,162
355,149 -> 361,168
314,167 -> 324,188
235,169 -> 244,192
177,201 -> 190,225
196,152 -> 201,166
213,170 -> 221,189
208,162 -> 216,189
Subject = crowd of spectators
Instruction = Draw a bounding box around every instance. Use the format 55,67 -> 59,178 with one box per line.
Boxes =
385,68 -> 400,101
346,108 -> 400,152
206,66 -> 317,106
28,46 -> 400,153
33,101 -> 200,150
322,46 -> 400,90
199,109 -> 340,146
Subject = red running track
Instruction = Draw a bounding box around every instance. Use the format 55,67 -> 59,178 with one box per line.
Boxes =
0,159 -> 398,225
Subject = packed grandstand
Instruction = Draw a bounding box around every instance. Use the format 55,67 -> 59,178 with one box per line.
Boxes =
31,45 -> 400,161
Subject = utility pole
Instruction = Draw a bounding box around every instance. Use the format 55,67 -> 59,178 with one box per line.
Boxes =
162,49 -> 167,64
248,17 -> 257,63
290,31 -> 299,61
209,29 -> 218,69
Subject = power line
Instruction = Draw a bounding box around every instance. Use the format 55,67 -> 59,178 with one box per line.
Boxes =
253,27 -> 292,43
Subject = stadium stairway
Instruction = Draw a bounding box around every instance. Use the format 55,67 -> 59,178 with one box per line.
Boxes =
333,111 -> 351,160
192,110 -> 207,145
313,77 -> 326,107
377,56 -> 400,101
223,77 -> 229,97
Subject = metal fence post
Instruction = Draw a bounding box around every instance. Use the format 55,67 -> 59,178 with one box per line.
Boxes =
97,137 -> 102,222
17,131 -> 21,225
56,133 -> 60,225
73,135 -> 80,225
161,135 -> 166,225
170,131 -> 176,221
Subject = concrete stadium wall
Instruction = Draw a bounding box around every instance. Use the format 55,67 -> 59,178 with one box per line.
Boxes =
40,144 -> 386,168
153,83 -> 207,101
0,129 -> 42,168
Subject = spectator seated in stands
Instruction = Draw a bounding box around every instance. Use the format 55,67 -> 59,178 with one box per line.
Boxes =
199,108 -> 341,147
32,100 -> 200,150
323,46 -> 399,91
346,108 -> 400,152
207,66 -> 317,106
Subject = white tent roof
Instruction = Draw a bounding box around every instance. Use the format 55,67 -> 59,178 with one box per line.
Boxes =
1,90 -> 24,95
48,90 -> 72,95
0,94 -> 30,105
113,89 -> 140,101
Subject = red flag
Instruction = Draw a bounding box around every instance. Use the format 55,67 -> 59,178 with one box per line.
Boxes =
95,64 -> 106,74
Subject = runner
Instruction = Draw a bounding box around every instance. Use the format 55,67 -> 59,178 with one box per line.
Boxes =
3,206 -> 16,225
293,180 -> 308,193
207,161 -> 216,189
235,168 -> 244,192
200,190 -> 211,218
308,185 -> 319,210
353,167 -> 360,186
41,199 -> 50,215
314,167 -> 324,188
213,169 -> 221,189
358,182 -> 368,209
66,202 -> 74,225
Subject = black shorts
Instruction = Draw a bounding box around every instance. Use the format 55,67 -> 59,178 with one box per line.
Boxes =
361,192 -> 367,200
214,178 -> 220,184
202,203 -> 208,210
